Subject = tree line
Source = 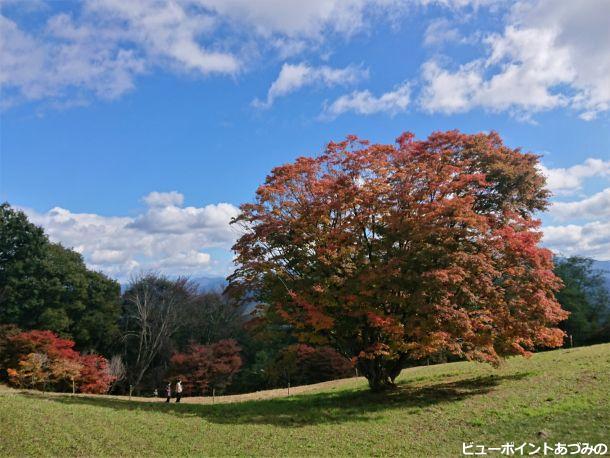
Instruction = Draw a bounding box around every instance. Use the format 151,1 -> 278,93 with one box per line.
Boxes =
0,203 -> 353,395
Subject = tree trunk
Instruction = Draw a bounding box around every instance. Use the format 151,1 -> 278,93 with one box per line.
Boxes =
357,355 -> 406,391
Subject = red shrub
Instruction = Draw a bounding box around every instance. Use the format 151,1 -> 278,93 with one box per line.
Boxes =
8,330 -> 79,362
169,339 -> 242,395
78,354 -> 114,394
3,329 -> 113,394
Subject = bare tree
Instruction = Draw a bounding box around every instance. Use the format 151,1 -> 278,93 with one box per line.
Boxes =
107,354 -> 126,392
122,274 -> 196,391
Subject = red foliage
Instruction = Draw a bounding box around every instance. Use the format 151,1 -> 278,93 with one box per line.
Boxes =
230,130 -> 569,390
2,329 -> 113,393
78,354 -> 114,394
8,330 -> 79,361
169,339 -> 242,395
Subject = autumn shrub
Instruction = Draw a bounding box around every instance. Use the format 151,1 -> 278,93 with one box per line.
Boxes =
78,354 -> 114,393
169,339 -> 242,395
2,329 -> 114,393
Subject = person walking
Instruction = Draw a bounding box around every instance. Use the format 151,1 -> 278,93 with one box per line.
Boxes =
175,380 -> 183,403
165,383 -> 171,403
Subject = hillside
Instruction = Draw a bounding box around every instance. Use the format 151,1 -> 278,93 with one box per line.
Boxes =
593,260 -> 610,291
1,344 -> 608,457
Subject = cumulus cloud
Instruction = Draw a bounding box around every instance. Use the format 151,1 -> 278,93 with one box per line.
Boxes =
23,192 -> 241,281
538,158 -> 610,194
420,26 -> 574,117
548,188 -> 610,221
541,156 -> 610,259
129,201 -> 239,236
254,62 -> 367,108
323,82 -> 410,118
142,191 -> 185,208
543,221 -> 610,261
419,0 -> 610,120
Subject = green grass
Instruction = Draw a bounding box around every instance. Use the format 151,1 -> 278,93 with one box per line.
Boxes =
1,344 -> 609,457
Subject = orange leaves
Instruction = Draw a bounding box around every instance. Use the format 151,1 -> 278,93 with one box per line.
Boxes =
231,129 -> 568,387
4,329 -> 113,393
358,343 -> 393,360
287,290 -> 335,331
312,284 -> 325,293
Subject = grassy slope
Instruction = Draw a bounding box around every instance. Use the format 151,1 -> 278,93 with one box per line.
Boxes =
1,344 -> 608,457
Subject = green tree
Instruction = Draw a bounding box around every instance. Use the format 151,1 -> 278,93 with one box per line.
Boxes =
0,203 -> 121,354
0,203 -> 48,326
554,256 -> 610,346
173,291 -> 245,350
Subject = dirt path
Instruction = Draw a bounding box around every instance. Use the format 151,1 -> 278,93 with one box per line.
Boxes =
0,376 -> 365,405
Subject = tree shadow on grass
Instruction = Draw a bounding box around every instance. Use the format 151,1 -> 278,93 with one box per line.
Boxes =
22,372 -> 531,427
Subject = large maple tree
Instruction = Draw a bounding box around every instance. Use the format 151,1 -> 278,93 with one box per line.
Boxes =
230,130 -> 568,391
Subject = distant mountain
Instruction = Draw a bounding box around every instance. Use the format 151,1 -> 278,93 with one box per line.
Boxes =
120,275 -> 228,293
191,276 -> 228,293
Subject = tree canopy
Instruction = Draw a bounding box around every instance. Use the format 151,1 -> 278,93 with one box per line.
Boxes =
230,130 -> 569,390
0,203 -> 121,354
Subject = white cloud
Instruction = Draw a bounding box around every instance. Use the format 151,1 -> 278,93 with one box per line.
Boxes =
420,26 -> 574,117
85,1 -> 239,75
323,82 -> 410,118
419,0 -> 610,120
156,250 -> 212,269
549,188 -> 610,221
419,60 -> 482,114
254,62 -> 367,108
513,0 -> 610,120
129,202 -> 239,236
543,221 -> 610,261
0,0 -> 396,107
417,0 -> 498,7
23,192 -> 241,281
1,0 -> 497,108
142,191 -> 185,208
0,14 -> 146,104
423,18 -> 464,47
540,157 -> 610,258
539,158 -> 610,194
0,1 -> 238,106
192,0 -> 370,38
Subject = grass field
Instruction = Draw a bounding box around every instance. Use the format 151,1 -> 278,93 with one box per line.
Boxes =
1,344 -> 608,457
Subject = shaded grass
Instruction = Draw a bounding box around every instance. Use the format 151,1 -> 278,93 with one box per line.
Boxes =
1,344 -> 608,457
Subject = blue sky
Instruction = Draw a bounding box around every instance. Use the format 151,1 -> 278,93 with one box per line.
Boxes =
1,0 -> 609,280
